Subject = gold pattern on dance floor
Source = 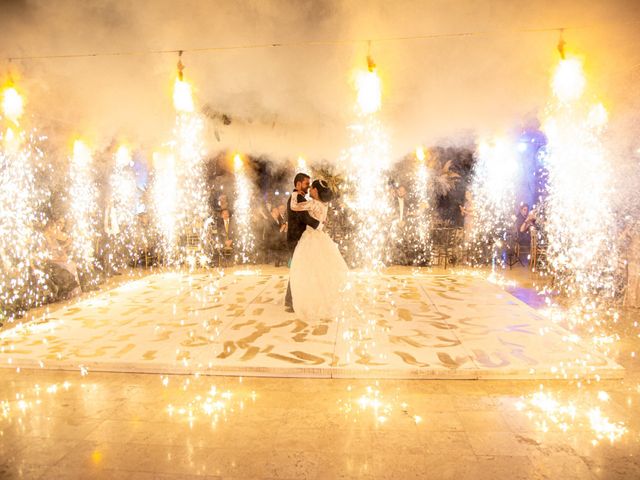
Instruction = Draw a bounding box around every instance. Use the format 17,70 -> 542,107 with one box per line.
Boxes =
0,271 -> 622,379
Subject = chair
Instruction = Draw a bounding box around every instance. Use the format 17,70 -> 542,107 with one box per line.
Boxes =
218,246 -> 234,268
530,229 -> 547,272
431,227 -> 461,269
507,230 -> 532,269
182,218 -> 208,267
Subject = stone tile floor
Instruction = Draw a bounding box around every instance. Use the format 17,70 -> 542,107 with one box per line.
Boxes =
0,265 -> 638,479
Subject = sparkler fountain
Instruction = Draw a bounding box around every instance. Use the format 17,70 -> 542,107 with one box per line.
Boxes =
0,85 -> 51,320
68,140 -> 99,284
151,149 -> 178,262
341,55 -> 392,271
232,153 -> 255,264
153,58 -> 208,267
172,76 -> 208,235
411,146 -> 432,266
541,56 -> 617,305
106,145 -> 137,269
468,138 -> 518,265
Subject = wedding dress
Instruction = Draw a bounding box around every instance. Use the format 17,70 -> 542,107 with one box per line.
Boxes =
289,194 -> 349,319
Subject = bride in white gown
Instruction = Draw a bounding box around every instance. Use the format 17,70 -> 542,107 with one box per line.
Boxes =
289,179 -> 349,319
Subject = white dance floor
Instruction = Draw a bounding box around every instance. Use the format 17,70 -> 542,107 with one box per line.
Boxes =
0,268 -> 623,379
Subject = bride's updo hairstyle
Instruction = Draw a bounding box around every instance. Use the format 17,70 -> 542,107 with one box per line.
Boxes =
312,179 -> 333,203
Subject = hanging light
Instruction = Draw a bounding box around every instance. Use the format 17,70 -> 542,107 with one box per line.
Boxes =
557,29 -> 566,60
173,51 -> 194,113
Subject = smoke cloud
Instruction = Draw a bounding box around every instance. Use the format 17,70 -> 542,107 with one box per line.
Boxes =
1,0 -> 639,163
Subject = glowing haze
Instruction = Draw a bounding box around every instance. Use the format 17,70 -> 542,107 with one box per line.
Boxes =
0,0 -> 638,163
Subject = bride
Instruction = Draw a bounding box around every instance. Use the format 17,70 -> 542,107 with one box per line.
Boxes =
289,179 -> 349,319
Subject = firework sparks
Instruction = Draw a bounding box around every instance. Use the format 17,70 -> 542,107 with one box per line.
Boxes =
341,60 -> 392,271
469,138 -> 518,265
151,150 -> 178,261
232,153 -> 255,264
152,74 -> 209,266
411,145 -> 432,265
68,140 -> 99,280
0,85 -> 51,320
337,383 -> 420,426
541,56 -> 617,303
516,387 -> 627,443
106,145 -> 137,269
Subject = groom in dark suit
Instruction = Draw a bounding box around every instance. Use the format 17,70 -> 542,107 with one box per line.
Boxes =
284,172 -> 320,312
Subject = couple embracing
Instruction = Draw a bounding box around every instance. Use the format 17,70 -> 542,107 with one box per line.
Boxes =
284,173 -> 348,319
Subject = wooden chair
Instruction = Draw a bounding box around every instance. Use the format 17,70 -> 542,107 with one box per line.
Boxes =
431,227 -> 461,269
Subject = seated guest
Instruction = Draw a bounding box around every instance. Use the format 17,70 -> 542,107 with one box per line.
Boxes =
217,209 -> 234,253
515,203 -> 536,246
44,218 -> 81,300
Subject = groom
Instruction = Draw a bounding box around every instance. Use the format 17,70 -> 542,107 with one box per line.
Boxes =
284,172 -> 320,312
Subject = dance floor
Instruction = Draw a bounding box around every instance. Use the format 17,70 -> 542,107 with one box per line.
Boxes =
0,268 -> 623,379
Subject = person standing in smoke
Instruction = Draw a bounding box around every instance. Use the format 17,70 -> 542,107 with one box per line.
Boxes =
284,173 -> 320,312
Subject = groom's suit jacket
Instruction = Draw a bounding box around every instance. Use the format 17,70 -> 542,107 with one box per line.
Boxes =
286,192 -> 319,249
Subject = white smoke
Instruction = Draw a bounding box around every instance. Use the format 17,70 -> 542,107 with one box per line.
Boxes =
0,0 -> 639,165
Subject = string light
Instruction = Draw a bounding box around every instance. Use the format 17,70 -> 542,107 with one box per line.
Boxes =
7,20 -> 640,61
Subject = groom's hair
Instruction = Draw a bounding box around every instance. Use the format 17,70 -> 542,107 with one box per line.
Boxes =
293,172 -> 310,187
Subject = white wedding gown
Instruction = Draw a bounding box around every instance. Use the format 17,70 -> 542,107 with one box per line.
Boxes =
289,194 -> 349,319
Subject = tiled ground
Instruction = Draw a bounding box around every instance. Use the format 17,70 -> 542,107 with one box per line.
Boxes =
0,268 -> 622,379
0,265 -> 638,479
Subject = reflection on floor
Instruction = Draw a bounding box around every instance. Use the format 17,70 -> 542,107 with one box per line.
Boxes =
0,269 -> 622,379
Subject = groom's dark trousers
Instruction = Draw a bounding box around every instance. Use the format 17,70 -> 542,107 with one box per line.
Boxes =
284,192 -> 320,308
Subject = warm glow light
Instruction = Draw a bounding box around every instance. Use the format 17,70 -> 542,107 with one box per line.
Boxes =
297,155 -> 308,174
355,69 -> 382,115
115,145 -> 132,168
2,86 -> 23,122
72,140 -> 91,167
552,58 -> 586,103
233,153 -> 244,172
415,145 -> 425,162
173,77 -> 194,113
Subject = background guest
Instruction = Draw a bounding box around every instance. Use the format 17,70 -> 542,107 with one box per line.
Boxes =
515,202 -> 536,246
217,209 -> 234,254
44,217 -> 81,300
265,206 -> 288,266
